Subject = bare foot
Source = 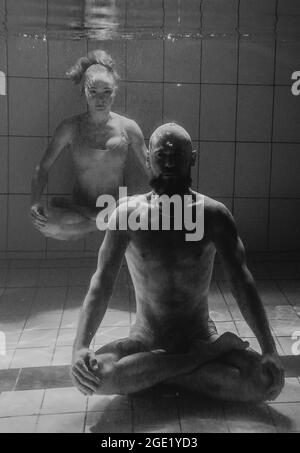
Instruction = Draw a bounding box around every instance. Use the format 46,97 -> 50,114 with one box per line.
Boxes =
42,222 -> 69,241
213,332 -> 249,355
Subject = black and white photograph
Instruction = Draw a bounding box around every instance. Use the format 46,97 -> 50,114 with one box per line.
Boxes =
0,0 -> 300,436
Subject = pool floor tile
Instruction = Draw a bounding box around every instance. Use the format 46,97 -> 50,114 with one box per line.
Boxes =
0,258 -> 299,433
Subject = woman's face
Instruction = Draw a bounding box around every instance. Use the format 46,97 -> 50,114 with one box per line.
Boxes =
84,74 -> 117,113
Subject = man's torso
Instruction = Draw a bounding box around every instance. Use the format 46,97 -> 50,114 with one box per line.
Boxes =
124,193 -> 219,352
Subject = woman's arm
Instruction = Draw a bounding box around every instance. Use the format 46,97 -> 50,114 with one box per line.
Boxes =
30,118 -> 74,220
125,119 -> 149,175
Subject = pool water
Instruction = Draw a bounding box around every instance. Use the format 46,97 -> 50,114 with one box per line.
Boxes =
0,0 -> 300,256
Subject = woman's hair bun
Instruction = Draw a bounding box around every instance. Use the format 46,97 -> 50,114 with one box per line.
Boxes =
67,50 -> 119,84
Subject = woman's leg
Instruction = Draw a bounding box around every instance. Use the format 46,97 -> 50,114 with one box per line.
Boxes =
35,197 -> 98,241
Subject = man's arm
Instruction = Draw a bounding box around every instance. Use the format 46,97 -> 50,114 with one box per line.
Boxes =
212,203 -> 285,400
73,216 -> 128,353
212,204 -> 276,355
71,209 -> 128,394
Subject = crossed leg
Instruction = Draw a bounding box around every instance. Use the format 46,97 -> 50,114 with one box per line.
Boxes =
167,348 -> 273,403
90,332 -> 275,403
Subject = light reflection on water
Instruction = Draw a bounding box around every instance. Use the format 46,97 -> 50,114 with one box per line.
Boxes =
0,0 -> 300,41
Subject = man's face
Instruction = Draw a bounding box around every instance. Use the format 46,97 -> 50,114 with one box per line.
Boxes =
149,134 -> 194,181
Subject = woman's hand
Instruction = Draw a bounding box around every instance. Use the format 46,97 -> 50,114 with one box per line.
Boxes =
30,203 -> 48,229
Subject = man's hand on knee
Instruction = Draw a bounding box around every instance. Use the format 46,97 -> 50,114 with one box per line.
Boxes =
71,348 -> 101,396
262,352 -> 285,401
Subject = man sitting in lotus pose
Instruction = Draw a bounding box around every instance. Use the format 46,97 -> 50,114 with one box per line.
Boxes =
71,123 -> 284,403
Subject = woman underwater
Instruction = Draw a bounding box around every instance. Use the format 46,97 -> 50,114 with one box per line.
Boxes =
30,50 -> 148,241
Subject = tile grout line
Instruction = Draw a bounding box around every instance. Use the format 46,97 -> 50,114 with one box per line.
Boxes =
216,280 -> 235,323
45,0 -> 50,260
82,391 -> 90,433
124,0 -> 128,119
232,0 -> 241,215
2,135 -> 300,145
196,0 -> 203,191
36,387 -> 48,432
174,392 -> 183,433
10,280 -> 41,360
4,75 -> 295,88
274,279 -> 299,312
50,282 -> 72,366
4,0 -> 9,262
82,36 -> 89,255
161,0 -> 165,127
267,0 -> 279,253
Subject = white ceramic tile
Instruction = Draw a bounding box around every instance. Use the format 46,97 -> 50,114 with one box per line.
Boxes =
11,346 -> 54,368
127,40 -> 163,82
235,143 -> 271,198
9,137 -> 48,194
30,286 -> 67,314
0,390 -> 44,417
126,82 -> 163,139
164,40 -> 201,83
269,200 -> 300,252
164,84 -> 200,140
0,137 -> 8,194
85,410 -> 132,433
8,37 -> 47,77
237,86 -> 273,142
7,195 -> 46,252
202,39 -> 238,84
273,86 -> 300,142
48,40 -> 88,79
198,142 -> 235,197
36,412 -> 85,433
271,144 -> 300,198
41,387 -> 87,414
52,345 -> 73,366
18,329 -> 58,348
200,85 -> 236,141
9,78 -> 48,136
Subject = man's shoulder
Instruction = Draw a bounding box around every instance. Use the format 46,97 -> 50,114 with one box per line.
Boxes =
200,194 -> 235,236
114,193 -> 152,220
118,192 -> 152,208
203,195 -> 231,218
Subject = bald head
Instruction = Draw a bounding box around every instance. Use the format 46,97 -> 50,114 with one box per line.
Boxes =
147,124 -> 196,192
149,123 -> 192,152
